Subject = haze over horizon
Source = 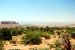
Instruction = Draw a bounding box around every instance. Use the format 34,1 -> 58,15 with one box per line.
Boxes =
0,0 -> 75,24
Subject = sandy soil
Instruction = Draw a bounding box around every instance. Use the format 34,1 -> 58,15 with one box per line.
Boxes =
4,35 -> 75,50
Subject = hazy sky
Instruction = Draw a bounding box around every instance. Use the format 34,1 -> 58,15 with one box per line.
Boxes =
0,0 -> 75,24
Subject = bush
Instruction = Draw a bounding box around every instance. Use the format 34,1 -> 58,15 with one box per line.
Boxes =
56,31 -> 61,35
70,31 -> 75,39
41,32 -> 50,39
11,29 -> 22,36
54,40 -> 61,48
0,28 -> 12,40
47,43 -> 55,49
22,31 -> 42,45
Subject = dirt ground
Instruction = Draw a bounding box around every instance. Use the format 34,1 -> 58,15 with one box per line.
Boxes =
4,35 -> 75,50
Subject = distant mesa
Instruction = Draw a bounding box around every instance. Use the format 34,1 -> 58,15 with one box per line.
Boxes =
0,21 -> 20,28
1,21 -> 18,24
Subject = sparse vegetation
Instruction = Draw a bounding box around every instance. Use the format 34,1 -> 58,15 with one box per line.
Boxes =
0,26 -> 75,50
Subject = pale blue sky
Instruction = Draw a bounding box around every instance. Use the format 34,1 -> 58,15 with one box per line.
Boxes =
0,0 -> 75,24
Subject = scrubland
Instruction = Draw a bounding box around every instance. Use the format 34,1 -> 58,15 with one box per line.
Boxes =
0,26 -> 75,50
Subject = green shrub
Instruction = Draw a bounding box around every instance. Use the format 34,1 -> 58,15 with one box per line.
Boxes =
53,40 -> 62,50
0,28 -> 12,40
11,28 -> 22,36
22,31 -> 42,45
47,43 -> 55,49
41,32 -> 50,39
70,31 -> 75,38
54,40 -> 61,48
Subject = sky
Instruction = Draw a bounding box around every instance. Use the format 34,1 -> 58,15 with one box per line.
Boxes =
0,0 -> 75,24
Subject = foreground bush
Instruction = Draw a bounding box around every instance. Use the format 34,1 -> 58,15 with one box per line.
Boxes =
22,31 -> 42,45
0,28 -> 12,40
